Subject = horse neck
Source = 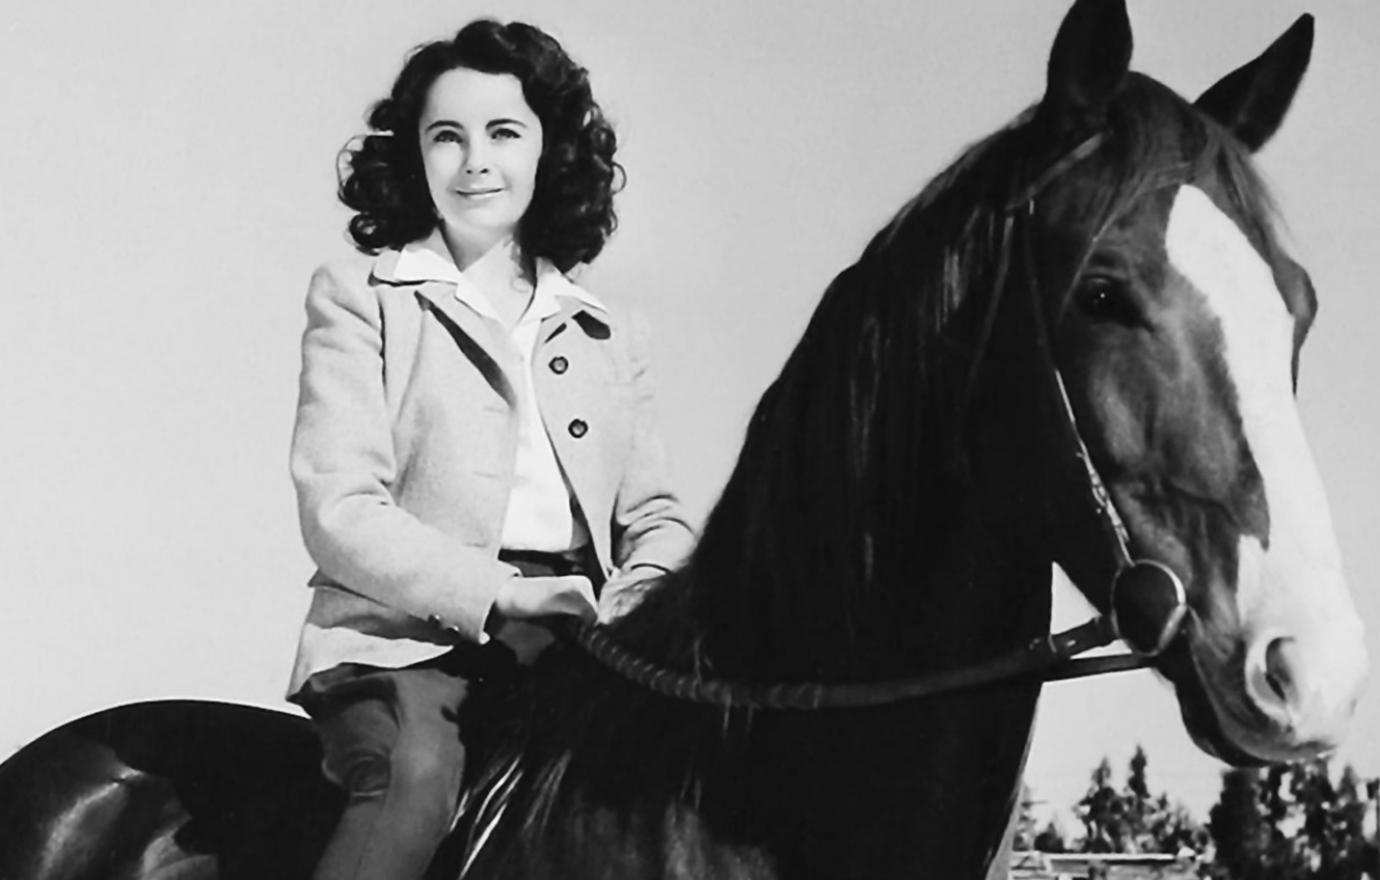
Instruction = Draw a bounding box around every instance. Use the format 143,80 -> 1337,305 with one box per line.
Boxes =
679,398 -> 1053,877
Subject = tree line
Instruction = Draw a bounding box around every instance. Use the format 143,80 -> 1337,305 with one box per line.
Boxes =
1016,747 -> 1380,879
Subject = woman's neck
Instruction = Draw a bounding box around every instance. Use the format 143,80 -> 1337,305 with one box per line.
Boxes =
454,235 -> 535,330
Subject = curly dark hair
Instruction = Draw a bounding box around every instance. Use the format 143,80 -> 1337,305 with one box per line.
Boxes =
338,20 -> 624,272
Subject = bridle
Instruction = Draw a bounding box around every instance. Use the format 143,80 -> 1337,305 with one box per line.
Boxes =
553,130 -> 1191,710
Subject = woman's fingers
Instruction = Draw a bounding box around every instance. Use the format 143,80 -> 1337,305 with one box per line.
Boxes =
493,574 -> 597,621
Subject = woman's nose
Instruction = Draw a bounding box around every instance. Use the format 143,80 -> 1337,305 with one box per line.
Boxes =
463,146 -> 489,175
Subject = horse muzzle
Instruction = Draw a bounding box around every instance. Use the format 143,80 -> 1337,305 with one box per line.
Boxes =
1182,550 -> 1368,763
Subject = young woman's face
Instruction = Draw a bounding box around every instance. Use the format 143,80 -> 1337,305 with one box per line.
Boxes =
418,67 -> 543,264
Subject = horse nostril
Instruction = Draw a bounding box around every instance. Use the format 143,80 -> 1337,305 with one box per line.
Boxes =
1264,637 -> 1294,705
1240,626 -> 1365,750
1247,635 -> 1300,726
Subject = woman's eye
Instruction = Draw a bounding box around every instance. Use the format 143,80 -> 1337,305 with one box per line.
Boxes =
1075,276 -> 1139,325
433,130 -> 462,144
491,128 -> 520,141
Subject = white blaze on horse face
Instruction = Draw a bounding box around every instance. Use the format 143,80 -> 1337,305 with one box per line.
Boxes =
1164,185 -> 1366,758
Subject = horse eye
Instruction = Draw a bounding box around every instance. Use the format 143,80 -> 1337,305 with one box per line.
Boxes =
1075,276 -> 1138,324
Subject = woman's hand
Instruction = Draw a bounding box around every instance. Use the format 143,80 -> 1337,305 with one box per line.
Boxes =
487,575 -> 597,665
596,566 -> 661,624
491,575 -> 597,621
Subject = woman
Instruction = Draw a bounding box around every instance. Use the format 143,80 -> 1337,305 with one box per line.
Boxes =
287,20 -> 694,880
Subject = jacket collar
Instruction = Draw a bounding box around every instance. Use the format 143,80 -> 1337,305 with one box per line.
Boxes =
370,232 -> 609,330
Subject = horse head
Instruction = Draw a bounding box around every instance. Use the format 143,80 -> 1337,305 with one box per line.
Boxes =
1020,0 -> 1366,765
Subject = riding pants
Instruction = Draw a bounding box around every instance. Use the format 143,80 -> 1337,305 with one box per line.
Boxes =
299,658 -> 470,880
297,548 -> 589,880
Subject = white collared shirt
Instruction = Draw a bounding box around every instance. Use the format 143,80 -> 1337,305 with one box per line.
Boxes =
389,233 -> 591,553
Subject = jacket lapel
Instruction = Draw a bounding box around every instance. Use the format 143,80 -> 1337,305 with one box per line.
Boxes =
539,296 -> 611,344
409,279 -> 520,407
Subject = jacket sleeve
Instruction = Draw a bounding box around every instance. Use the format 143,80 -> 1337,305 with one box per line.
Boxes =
289,263 -> 515,642
608,309 -> 697,582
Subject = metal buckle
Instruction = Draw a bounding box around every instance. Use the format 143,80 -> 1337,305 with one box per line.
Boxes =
1109,560 -> 1189,657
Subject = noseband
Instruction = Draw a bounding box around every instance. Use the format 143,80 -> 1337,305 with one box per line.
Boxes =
551,131 -> 1189,711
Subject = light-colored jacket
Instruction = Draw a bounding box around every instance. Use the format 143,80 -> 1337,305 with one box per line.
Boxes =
287,249 -> 695,693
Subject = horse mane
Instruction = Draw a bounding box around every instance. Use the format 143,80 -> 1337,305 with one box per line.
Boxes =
458,71 -> 1284,856
620,115 -> 1040,681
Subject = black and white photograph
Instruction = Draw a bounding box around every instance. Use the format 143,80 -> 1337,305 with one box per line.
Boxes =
2,1 -> 1377,877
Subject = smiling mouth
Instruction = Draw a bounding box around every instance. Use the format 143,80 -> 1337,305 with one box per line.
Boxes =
457,189 -> 503,198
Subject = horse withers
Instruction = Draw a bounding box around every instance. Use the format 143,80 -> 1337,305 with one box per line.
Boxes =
0,1 -> 1367,877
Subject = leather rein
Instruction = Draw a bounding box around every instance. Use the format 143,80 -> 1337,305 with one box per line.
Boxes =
555,131 -> 1190,711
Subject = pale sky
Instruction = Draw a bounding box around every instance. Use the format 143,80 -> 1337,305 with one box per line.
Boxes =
2,0 -> 1376,833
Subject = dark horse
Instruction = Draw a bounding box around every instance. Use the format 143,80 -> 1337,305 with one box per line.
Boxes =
1,1 -> 1368,877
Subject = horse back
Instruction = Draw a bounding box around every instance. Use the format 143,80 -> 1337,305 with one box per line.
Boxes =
0,700 -> 341,880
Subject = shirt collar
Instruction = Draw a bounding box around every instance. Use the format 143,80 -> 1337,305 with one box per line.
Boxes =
373,230 -> 608,323
382,229 -> 464,285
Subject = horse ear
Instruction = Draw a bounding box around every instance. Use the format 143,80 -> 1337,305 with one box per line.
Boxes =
1041,0 -> 1133,127
1194,15 -> 1314,152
